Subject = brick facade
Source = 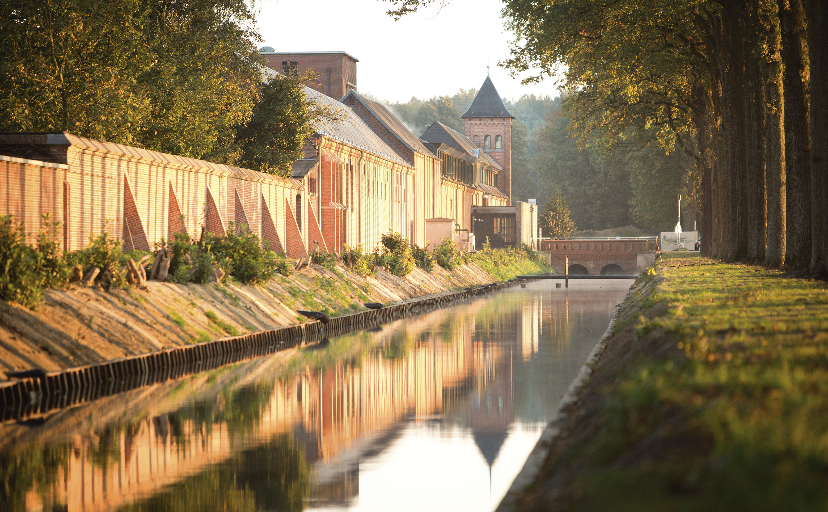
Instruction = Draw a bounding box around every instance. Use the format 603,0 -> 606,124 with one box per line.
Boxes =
0,133 -> 305,256
464,118 -> 512,204
260,52 -> 358,100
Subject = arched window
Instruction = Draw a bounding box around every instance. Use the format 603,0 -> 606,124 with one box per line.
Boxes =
484,135 -> 491,150
495,135 -> 503,149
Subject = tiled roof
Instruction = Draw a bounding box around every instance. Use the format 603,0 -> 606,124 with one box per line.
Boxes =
461,76 -> 515,119
341,91 -> 435,160
420,122 -> 501,170
306,88 -> 410,167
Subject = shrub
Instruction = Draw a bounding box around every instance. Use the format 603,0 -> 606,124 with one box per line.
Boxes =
433,237 -> 465,270
163,225 -> 291,285
342,244 -> 375,277
411,242 -> 434,271
311,250 -> 337,269
376,231 -> 414,277
0,215 -> 69,308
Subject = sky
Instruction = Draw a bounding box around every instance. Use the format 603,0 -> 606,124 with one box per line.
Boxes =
256,0 -> 562,105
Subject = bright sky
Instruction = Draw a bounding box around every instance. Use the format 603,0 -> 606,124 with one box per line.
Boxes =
257,0 -> 561,104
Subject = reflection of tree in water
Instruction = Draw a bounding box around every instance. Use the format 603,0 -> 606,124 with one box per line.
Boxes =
0,443 -> 70,512
119,434 -> 310,512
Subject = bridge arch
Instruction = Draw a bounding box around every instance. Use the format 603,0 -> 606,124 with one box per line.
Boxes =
600,263 -> 624,276
568,264 -> 589,275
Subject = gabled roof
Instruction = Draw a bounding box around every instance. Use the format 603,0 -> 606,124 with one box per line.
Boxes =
341,90 -> 435,160
420,122 -> 501,170
305,88 -> 409,167
477,183 -> 507,199
461,76 -> 515,119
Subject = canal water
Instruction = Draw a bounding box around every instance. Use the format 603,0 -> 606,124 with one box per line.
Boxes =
0,280 -> 631,512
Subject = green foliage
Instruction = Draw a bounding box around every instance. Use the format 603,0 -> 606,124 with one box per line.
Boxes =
432,238 -> 466,270
236,73 -> 317,176
311,250 -> 337,270
411,243 -> 435,271
473,245 -> 550,281
540,189 -> 576,238
0,0 -> 261,161
164,226 -> 291,285
0,216 -> 57,308
341,244 -> 376,277
376,232 -> 415,277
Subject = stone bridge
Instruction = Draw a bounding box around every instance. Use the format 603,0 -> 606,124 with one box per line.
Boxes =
540,238 -> 657,276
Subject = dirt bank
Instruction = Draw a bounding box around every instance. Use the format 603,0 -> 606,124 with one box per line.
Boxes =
0,262 -> 501,381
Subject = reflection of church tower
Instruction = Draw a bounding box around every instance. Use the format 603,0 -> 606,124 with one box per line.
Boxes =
462,76 -> 515,204
469,312 -> 516,480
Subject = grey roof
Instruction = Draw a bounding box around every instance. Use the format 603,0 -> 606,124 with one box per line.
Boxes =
420,122 -> 501,170
305,88 -> 409,167
291,159 -> 318,178
461,76 -> 515,119
341,91 -> 435,160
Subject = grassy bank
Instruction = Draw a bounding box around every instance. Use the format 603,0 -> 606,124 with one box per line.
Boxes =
515,253 -> 828,511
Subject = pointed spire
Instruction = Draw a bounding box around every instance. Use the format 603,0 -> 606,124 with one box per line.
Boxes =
461,76 -> 515,119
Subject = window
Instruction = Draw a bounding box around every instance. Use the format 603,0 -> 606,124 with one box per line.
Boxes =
309,177 -> 317,195
495,135 -> 502,149
295,194 -> 302,231
281,61 -> 298,76
484,135 -> 491,150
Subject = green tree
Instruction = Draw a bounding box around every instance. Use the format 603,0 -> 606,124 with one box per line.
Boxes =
0,0 -> 262,161
540,189 -> 576,238
236,73 -> 318,176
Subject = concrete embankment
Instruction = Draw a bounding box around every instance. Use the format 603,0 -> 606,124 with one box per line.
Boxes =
0,261 -> 513,383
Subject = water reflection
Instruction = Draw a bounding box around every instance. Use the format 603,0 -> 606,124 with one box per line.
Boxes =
0,280 -> 630,511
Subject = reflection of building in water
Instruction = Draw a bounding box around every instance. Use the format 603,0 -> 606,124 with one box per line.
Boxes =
521,295 -> 542,361
468,302 -> 517,477
13,309 -> 505,511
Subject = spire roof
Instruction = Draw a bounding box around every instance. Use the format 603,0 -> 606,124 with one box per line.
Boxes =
461,76 -> 515,119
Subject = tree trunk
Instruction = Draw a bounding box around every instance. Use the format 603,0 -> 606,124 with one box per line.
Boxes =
745,0 -> 766,262
805,0 -> 827,275
780,0 -> 812,270
763,2 -> 786,267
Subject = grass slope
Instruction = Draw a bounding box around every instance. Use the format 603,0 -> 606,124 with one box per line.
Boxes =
515,253 -> 828,511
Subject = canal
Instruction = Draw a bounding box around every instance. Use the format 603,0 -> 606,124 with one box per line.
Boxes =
0,280 -> 631,511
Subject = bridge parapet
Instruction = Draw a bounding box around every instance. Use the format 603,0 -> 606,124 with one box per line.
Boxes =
540,238 -> 657,276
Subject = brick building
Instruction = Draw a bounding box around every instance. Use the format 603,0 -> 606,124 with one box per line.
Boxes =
461,76 -> 515,205
0,58 -> 532,257
259,50 -> 358,100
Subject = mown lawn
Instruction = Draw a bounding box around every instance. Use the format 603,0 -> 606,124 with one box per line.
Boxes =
520,254 -> 828,511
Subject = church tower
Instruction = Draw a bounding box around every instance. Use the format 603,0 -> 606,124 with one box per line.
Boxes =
462,76 -> 515,204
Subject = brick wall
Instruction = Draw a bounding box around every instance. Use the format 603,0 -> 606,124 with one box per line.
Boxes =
0,133 -> 305,256
464,118 -> 512,204
261,52 -> 357,100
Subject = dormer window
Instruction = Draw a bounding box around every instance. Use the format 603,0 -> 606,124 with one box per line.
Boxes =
484,135 -> 491,150
495,135 -> 502,149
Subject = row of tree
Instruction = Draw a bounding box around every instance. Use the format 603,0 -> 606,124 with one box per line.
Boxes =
0,0 -> 322,176
385,0 -> 827,274
501,0 -> 826,273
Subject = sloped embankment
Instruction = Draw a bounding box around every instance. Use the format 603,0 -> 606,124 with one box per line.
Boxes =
0,261 -> 519,381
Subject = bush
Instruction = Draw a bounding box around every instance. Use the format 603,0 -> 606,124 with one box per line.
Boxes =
0,215 -> 68,308
376,231 -> 414,277
342,244 -> 376,277
433,237 -> 466,270
311,250 -> 337,269
411,243 -> 434,271
163,225 -> 291,285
